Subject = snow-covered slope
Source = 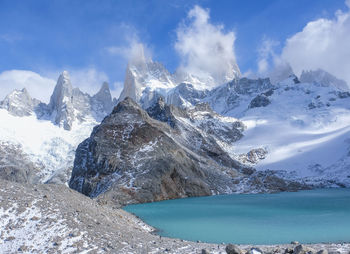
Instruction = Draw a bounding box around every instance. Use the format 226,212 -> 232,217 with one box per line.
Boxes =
117,60 -> 350,187
0,108 -> 97,184
226,76 -> 350,187
0,71 -> 115,184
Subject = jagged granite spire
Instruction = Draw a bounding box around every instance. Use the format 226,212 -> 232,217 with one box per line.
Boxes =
48,71 -> 75,130
91,82 -> 114,120
118,44 -> 175,104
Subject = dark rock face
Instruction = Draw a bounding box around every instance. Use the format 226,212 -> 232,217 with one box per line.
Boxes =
146,97 -> 182,128
337,91 -> 350,99
69,97 -> 249,205
249,94 -> 271,108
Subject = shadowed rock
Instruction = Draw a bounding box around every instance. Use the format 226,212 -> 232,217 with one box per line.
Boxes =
69,97 -> 250,205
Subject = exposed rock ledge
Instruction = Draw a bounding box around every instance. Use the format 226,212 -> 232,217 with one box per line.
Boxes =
0,180 -> 349,254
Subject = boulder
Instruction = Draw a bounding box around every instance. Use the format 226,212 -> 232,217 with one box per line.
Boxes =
202,249 -> 211,254
294,244 -> 315,254
226,244 -> 242,254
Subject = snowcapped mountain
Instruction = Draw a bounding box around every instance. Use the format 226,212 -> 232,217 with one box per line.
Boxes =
115,61 -> 350,189
229,75 -> 350,187
118,45 -> 241,109
0,71 -> 115,184
1,55 -> 349,195
0,87 -> 41,117
70,97 -> 305,205
300,69 -> 349,91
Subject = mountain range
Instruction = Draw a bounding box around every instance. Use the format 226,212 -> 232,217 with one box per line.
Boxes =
0,51 -> 350,204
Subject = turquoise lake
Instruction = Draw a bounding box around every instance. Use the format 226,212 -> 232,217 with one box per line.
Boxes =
124,189 -> 350,245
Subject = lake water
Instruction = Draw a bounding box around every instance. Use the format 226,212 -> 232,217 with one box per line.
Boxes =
124,189 -> 350,245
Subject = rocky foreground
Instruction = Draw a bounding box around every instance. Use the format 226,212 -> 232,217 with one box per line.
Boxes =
0,179 -> 349,254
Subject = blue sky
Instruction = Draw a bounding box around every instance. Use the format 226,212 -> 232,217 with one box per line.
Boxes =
0,0 -> 349,100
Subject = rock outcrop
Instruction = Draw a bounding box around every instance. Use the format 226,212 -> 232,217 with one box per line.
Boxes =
69,97 -> 251,205
249,94 -> 271,108
69,97 -> 306,205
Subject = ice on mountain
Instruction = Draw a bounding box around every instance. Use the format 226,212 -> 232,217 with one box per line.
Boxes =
0,88 -> 41,117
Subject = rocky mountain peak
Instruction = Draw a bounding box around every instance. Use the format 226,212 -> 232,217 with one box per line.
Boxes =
70,97 -> 247,204
112,96 -> 144,116
49,71 -> 73,108
300,69 -> 349,91
91,82 -> 114,120
97,82 -> 110,95
119,57 -> 175,104
48,71 -> 75,130
0,87 -> 40,116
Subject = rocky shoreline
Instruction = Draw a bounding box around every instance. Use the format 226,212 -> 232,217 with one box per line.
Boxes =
0,179 -> 349,254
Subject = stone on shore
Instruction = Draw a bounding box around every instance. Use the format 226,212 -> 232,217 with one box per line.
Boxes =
202,249 -> 210,254
249,247 -> 264,254
294,244 -> 316,254
226,244 -> 242,254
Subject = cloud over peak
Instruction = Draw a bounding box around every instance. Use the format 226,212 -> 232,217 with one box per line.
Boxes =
0,70 -> 56,103
281,1 -> 350,86
175,5 -> 240,86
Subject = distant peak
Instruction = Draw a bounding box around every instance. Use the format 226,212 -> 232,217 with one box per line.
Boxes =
62,70 -> 69,77
300,68 -> 348,91
101,81 -> 109,90
21,87 -> 28,93
56,71 -> 72,87
128,43 -> 149,69
112,97 -> 141,114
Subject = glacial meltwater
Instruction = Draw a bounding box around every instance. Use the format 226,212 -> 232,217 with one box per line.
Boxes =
124,189 -> 350,245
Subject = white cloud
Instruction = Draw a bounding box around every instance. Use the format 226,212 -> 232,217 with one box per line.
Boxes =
111,81 -> 124,99
0,68 -> 118,103
175,5 -> 240,86
257,38 -> 279,75
68,68 -> 109,95
106,41 -> 152,67
0,70 -> 56,103
281,1 -> 350,86
105,28 -> 152,66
